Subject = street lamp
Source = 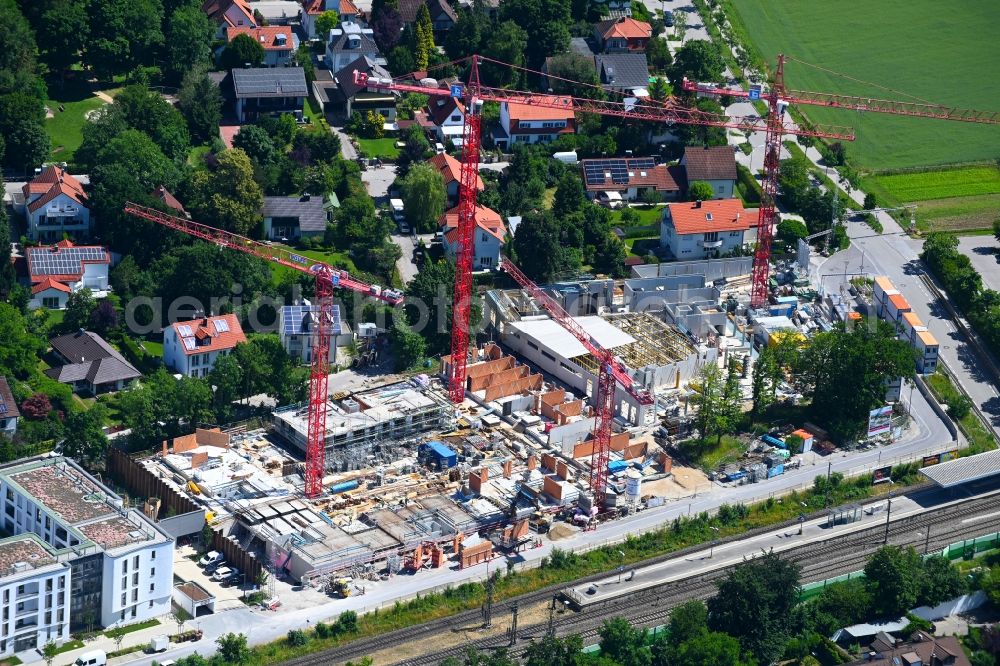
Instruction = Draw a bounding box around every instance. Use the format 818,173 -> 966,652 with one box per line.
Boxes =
798,514 -> 806,535
708,526 -> 720,557
617,550 -> 626,583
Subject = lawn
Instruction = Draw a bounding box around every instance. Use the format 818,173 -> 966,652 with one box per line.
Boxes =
104,618 -> 159,637
677,435 -> 748,471
865,166 -> 1000,203
356,138 -> 400,160
268,244 -> 358,286
926,371 -> 997,455
725,0 -> 1000,170
43,79 -> 119,165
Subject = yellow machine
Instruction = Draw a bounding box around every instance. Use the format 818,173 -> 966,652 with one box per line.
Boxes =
331,577 -> 352,598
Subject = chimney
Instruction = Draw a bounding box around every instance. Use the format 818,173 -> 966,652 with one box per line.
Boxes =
695,199 -> 702,208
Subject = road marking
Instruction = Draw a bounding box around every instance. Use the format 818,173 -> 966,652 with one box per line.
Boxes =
961,510 -> 1000,525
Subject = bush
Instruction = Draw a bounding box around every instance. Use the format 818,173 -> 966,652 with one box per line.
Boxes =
863,213 -> 883,234
946,394 -> 972,420
546,548 -> 580,570
286,629 -> 309,647
314,622 -> 331,639
736,164 -> 761,204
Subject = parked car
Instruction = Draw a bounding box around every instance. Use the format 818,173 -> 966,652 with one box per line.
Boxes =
199,550 -> 223,567
75,651 -> 107,666
664,9 -> 674,25
211,566 -> 234,582
221,568 -> 243,586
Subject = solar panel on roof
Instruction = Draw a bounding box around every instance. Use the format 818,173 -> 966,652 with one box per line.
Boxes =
177,325 -> 193,337
214,319 -> 230,333
29,247 -> 106,276
182,338 -> 196,351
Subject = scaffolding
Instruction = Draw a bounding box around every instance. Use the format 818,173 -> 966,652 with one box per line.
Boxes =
572,312 -> 696,374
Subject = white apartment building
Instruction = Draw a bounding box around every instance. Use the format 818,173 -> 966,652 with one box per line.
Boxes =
0,457 -> 173,656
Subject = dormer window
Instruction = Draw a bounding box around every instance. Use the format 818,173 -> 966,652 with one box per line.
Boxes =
705,213 -> 713,221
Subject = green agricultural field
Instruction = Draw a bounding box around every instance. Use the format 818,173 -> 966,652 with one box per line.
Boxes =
725,0 -> 1000,170
866,166 -> 1000,203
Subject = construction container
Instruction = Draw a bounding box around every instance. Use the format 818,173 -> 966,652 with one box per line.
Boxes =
761,434 -> 786,449
767,464 -> 784,478
329,480 -> 359,494
423,441 -> 457,469
607,460 -> 630,474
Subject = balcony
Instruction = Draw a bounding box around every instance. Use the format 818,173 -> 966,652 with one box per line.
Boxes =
700,239 -> 724,249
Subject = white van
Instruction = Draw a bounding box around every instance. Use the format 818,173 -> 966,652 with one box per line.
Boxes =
75,650 -> 107,666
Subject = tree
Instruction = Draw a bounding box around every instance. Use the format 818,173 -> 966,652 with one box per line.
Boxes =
0,304 -> 44,379
111,84 -> 191,161
796,319 -> 916,442
512,212 -> 571,283
390,326 -> 426,371
20,394 -> 53,420
400,163 -> 447,233
648,76 -> 671,102
371,3 -> 403,51
215,633 -> 251,664
315,10 -> 340,37
864,545 -> 922,618
552,172 -> 586,217
661,630 -> 751,666
687,181 -> 715,201
666,600 -> 707,647
165,1 -> 214,81
178,65 -> 224,144
499,0 -> 570,68
208,354 -> 243,419
86,0 -> 165,80
0,180 -> 15,298
0,93 -> 49,171
546,52 -> 602,99
188,149 -> 265,236
444,8 -> 485,61
673,98 -> 727,148
481,21 -> 528,87
919,555 -> 966,607
720,360 -> 743,434
64,288 -> 97,331
646,37 -> 672,73
599,617 -> 651,666
107,626 -> 128,653
42,640 -> 58,666
293,128 -> 342,165
863,192 -> 878,210
708,551 -> 800,665
38,0 -> 90,78
692,363 -> 726,443
593,233 -> 626,278
777,218 -> 808,246
405,259 -> 460,353
62,405 -> 110,467
0,1 -> 38,78
669,40 -> 724,89
414,3 -> 434,70
750,346 -> 777,417
220,33 -> 265,70
233,124 -> 277,166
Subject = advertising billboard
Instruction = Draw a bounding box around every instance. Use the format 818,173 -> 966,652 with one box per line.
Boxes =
873,466 -> 892,484
867,405 -> 893,437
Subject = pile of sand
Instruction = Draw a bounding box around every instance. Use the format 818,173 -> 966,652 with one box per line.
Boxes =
548,522 -> 578,541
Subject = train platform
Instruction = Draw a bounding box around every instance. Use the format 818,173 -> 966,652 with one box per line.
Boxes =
563,483 -> 1000,608
921,449 -> 1000,487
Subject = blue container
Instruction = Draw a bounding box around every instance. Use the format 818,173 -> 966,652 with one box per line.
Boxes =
761,434 -> 786,449
726,471 -> 747,482
330,480 -> 359,494
767,464 -> 784,478
424,441 -> 457,469
608,460 -> 630,474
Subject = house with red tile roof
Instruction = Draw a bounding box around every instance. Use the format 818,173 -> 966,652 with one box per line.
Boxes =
226,26 -> 300,66
202,0 -> 257,38
301,0 -> 362,39
427,152 -> 483,203
439,205 -> 506,270
25,240 -> 111,310
152,186 -> 187,216
495,97 -> 575,149
593,17 -> 651,52
21,166 -> 91,242
660,198 -> 750,259
580,158 -> 681,202
163,314 -> 247,378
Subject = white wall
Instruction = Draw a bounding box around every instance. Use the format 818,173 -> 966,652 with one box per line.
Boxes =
443,228 -> 502,270
100,540 -> 174,628
163,329 -> 234,378
0,566 -> 72,656
27,194 -> 91,242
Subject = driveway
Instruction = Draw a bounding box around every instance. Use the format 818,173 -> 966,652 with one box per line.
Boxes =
331,125 -> 357,161
361,164 -> 397,199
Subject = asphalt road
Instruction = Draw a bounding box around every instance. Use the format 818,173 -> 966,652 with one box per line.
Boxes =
958,235 -> 1000,293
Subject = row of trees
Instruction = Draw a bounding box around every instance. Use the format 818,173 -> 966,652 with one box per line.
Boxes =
922,232 -> 1000,360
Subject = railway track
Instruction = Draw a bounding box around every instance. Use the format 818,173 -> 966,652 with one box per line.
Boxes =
283,483 -> 1000,666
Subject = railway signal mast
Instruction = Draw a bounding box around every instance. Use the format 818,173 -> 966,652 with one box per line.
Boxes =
123,203 -> 403,498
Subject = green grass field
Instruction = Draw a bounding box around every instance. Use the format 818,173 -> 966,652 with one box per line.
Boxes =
865,166 -> 1000,202
43,79 -> 119,165
726,0 -> 1000,170
356,137 -> 400,160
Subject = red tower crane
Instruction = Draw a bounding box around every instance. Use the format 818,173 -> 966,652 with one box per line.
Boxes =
123,203 -> 403,499
683,54 -> 1000,306
498,256 -> 652,505
355,56 -> 853,403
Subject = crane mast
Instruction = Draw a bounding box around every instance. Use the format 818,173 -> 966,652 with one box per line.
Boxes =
123,203 -> 402,498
